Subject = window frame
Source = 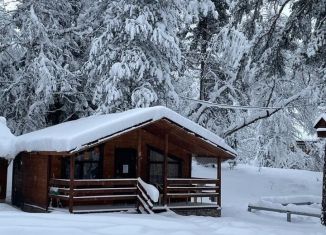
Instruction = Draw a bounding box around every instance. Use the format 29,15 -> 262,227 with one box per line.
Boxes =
62,145 -> 104,179
147,146 -> 183,185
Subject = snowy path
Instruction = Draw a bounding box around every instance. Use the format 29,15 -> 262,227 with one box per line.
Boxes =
1,164 -> 325,234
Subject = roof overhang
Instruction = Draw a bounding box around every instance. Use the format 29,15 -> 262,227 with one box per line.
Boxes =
67,118 -> 235,160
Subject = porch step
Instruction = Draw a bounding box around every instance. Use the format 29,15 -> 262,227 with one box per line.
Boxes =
152,206 -> 169,213
73,207 -> 137,214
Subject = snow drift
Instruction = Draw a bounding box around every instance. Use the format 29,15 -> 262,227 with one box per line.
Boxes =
0,117 -> 16,159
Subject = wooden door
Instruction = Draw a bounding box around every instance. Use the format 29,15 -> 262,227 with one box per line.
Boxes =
114,148 -> 137,178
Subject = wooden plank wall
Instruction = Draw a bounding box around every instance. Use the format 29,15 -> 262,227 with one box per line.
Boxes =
22,154 -> 49,210
102,129 -> 191,180
48,129 -> 191,181
12,153 -> 50,211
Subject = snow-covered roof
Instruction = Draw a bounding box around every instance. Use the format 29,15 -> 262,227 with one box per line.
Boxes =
0,117 -> 17,159
16,106 -> 236,156
314,113 -> 326,128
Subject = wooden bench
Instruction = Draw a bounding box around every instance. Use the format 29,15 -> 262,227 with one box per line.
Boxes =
248,205 -> 320,222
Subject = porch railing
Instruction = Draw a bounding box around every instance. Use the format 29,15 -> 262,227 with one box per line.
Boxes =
49,177 -> 220,213
166,178 -> 220,206
49,178 -> 155,214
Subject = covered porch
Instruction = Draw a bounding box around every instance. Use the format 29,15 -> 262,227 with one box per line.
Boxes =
48,119 -> 227,215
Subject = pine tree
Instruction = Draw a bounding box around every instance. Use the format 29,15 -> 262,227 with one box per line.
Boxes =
4,0 -> 89,133
0,4 -> 20,132
84,0 -> 203,113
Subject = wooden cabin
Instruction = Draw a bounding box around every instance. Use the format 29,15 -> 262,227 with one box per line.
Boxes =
10,106 -> 236,216
314,114 -> 326,138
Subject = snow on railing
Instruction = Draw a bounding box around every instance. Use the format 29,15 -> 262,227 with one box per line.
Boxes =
137,177 -> 159,203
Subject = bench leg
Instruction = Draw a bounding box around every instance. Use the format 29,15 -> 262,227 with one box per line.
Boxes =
287,212 -> 291,222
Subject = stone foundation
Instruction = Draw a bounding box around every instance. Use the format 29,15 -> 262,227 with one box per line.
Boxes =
172,208 -> 221,217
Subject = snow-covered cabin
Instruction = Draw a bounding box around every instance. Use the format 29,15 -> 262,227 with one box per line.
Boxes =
6,106 -> 236,216
314,114 -> 326,138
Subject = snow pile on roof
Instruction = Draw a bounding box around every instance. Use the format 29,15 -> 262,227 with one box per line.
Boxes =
314,113 -> 326,127
16,106 -> 236,155
0,117 -> 16,159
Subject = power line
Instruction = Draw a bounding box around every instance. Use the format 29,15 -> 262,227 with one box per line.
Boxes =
180,96 -> 283,111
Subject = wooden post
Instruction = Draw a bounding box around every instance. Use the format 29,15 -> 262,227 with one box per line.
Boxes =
287,212 -> 291,222
217,157 -> 221,207
163,134 -> 168,205
322,144 -> 326,225
69,155 -> 75,213
46,156 -> 51,211
137,130 -> 142,178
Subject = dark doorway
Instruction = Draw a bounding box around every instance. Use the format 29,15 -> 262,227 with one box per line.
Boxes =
12,154 -> 23,207
0,158 -> 8,201
115,148 -> 137,178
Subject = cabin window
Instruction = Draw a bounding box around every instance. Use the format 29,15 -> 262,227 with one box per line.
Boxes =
148,148 -> 182,185
62,146 -> 103,179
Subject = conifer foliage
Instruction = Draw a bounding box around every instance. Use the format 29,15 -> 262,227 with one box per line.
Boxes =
0,0 -> 324,175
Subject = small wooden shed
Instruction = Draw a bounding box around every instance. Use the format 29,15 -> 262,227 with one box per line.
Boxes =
10,106 -> 236,216
314,114 -> 326,138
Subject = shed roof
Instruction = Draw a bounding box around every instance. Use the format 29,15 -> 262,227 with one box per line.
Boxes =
314,113 -> 326,128
16,106 -> 236,156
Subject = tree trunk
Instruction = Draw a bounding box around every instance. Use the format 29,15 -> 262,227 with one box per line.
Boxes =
199,17 -> 208,101
321,143 -> 326,225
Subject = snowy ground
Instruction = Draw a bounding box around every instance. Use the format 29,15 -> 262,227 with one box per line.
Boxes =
1,163 -> 325,234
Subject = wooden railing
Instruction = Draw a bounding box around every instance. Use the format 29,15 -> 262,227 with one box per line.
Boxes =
49,178 -> 155,214
136,182 -> 155,214
166,178 -> 220,206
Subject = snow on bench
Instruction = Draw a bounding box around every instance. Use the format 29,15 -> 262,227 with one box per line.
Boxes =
248,195 -> 321,222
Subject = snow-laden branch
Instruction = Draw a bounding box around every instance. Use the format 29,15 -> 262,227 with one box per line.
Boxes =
222,85 -> 313,138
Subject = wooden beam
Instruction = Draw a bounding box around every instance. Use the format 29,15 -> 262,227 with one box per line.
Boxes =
217,157 -> 221,207
137,129 -> 142,178
163,134 -> 168,205
143,120 -> 234,159
29,151 -> 73,156
161,119 -> 235,158
69,155 -> 75,213
46,156 -> 51,211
